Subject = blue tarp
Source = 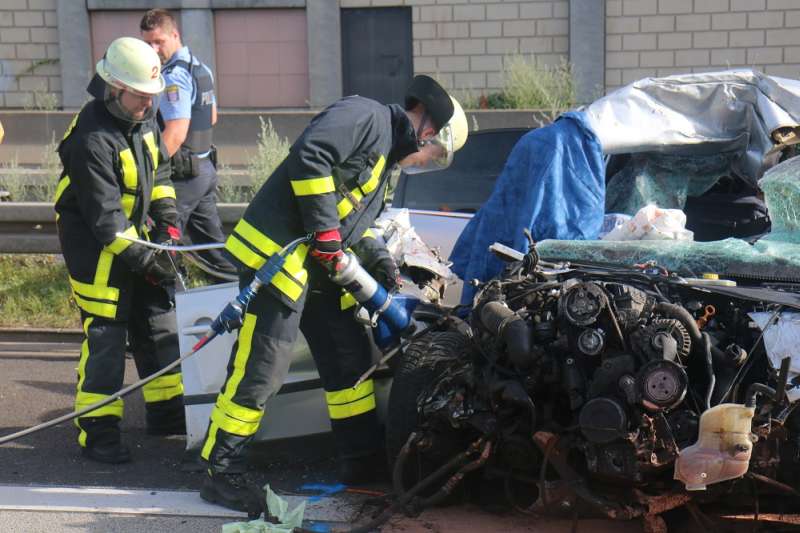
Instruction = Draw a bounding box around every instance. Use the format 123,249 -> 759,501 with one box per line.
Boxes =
449,111 -> 605,303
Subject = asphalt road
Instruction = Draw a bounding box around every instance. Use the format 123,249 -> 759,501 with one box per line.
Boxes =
0,340 -> 789,533
0,340 -> 354,532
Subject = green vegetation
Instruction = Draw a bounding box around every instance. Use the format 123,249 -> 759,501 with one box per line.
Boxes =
23,88 -> 60,111
217,117 -> 290,203
503,56 -> 575,112
0,133 -> 60,202
0,255 -> 78,328
460,55 -> 577,119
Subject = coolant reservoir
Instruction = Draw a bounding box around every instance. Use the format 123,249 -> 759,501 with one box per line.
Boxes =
674,403 -> 756,491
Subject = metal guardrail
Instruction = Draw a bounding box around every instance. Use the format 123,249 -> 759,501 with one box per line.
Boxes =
0,202 -> 246,253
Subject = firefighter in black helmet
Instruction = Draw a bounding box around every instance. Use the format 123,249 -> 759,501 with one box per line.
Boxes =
198,75 -> 468,515
54,37 -> 186,464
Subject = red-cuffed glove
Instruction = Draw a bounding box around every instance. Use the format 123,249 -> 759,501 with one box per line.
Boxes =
310,229 -> 345,272
166,225 -> 181,241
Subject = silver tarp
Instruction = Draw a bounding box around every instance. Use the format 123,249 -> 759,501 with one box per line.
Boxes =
584,69 -> 800,185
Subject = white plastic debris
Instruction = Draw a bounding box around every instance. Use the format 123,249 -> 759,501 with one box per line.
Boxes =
222,485 -> 306,533
749,311 -> 800,402
602,204 -> 694,241
598,213 -> 632,239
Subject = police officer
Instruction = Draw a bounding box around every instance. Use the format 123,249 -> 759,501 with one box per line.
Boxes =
140,8 -> 235,280
198,75 -> 468,515
54,37 -> 185,464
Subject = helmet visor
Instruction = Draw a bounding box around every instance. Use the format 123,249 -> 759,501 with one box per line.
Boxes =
103,83 -> 159,124
403,124 -> 455,175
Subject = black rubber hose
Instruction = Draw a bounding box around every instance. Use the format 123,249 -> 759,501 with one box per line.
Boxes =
746,383 -> 777,408
654,302 -> 702,341
419,441 -> 492,508
654,302 -> 727,362
479,301 -> 535,368
702,332 -> 716,411
340,439 -> 476,533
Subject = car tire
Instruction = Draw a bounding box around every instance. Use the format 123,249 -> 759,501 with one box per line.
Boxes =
385,331 -> 471,491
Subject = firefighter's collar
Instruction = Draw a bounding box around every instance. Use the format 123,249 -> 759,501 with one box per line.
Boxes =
388,104 -> 418,165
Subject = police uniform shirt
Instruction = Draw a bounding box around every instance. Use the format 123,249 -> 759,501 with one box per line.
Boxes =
159,46 -> 215,155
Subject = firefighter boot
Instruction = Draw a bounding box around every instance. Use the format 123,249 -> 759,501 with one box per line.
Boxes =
338,450 -> 389,485
79,416 -> 132,464
200,470 -> 265,518
146,396 -> 186,436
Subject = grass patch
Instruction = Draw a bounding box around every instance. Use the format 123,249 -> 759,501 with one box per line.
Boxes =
0,255 -> 219,329
0,254 -> 78,329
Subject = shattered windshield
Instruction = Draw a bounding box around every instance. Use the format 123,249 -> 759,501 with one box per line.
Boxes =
539,153 -> 800,281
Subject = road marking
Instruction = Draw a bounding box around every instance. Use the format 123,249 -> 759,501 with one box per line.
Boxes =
0,484 -> 354,522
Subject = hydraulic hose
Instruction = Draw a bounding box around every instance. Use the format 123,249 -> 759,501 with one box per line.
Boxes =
0,335 -> 215,445
112,234 -> 226,252
0,235 -> 310,446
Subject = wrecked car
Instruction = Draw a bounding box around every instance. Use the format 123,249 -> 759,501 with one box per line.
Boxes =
382,69 -> 800,528
386,238 -> 800,529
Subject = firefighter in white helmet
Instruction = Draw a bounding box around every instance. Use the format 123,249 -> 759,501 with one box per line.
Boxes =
197,75 -> 468,516
54,37 -> 185,464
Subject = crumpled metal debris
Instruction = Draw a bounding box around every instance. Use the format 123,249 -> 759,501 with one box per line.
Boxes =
374,208 -> 454,281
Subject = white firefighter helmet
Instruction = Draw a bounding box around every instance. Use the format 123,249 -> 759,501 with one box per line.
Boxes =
96,37 -> 164,96
447,95 -> 468,152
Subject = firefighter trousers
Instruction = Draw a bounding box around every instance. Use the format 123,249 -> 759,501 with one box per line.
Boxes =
75,275 -> 184,449
200,264 -> 380,473
173,158 -> 235,278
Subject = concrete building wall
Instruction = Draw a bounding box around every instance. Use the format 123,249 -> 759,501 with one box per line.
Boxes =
89,10 -> 145,65
606,0 -> 800,90
341,0 -> 570,98
214,9 -> 310,107
0,0 -> 60,109
5,1 -> 800,109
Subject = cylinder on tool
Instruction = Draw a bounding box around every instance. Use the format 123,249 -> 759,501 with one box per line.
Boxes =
331,252 -> 415,348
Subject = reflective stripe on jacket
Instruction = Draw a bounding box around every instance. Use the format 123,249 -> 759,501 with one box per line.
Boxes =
225,96 -> 417,309
55,78 -> 176,320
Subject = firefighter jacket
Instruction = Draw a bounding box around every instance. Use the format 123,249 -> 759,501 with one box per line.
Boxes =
225,96 -> 418,309
54,76 -> 177,321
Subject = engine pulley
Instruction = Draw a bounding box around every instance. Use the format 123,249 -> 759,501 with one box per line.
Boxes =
637,359 -> 688,411
559,282 -> 606,326
634,318 -> 691,362
578,397 -> 628,444
577,328 -> 605,356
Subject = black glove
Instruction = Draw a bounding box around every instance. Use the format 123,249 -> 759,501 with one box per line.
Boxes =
370,255 -> 401,292
144,251 -> 177,287
119,244 -> 176,287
